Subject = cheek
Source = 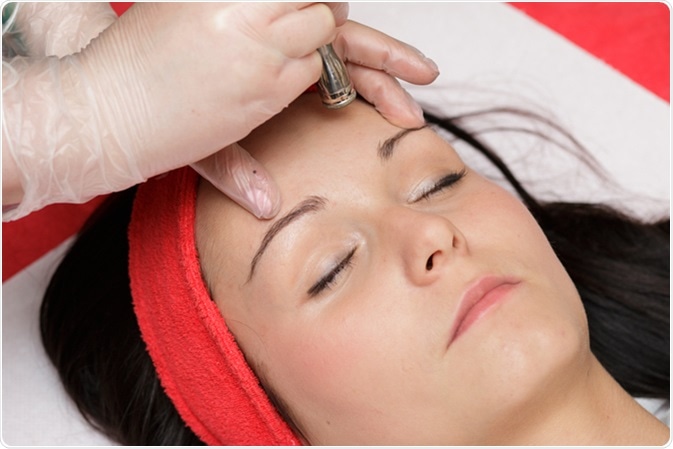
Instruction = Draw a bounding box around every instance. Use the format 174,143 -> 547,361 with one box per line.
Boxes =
475,184 -> 582,305
250,289 -> 442,438
259,298 -> 395,401
241,305 -> 372,439
463,180 -> 555,270
472,179 -> 586,313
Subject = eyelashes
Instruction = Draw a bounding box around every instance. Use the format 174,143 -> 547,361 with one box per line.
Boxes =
306,168 -> 467,298
308,247 -> 357,297
414,168 -> 467,202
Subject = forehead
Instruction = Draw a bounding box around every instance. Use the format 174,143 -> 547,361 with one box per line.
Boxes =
240,95 -> 399,167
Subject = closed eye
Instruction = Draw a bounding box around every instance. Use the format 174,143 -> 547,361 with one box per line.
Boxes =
414,168 -> 467,202
307,247 -> 357,298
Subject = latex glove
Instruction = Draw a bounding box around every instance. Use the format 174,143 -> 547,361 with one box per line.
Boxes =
2,1 -> 118,217
2,2 -> 347,221
189,17 -> 440,216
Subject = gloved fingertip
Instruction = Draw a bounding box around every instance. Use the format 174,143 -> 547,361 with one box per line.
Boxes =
234,151 -> 282,219
247,173 -> 282,219
249,195 -> 281,219
192,144 -> 282,219
424,57 -> 440,76
404,44 -> 440,79
378,91 -> 425,128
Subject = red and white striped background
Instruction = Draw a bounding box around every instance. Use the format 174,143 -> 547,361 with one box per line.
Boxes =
2,2 -> 670,445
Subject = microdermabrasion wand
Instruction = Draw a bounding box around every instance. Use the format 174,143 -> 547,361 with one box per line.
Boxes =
317,43 -> 356,109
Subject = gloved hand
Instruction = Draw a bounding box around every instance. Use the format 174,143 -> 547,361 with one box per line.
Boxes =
189,14 -> 441,220
2,2 -> 439,222
3,2 -> 345,220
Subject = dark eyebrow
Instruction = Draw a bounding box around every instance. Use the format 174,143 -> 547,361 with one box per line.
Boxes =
247,195 -> 327,282
378,125 -> 429,161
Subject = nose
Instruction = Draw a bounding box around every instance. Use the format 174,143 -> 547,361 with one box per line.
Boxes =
383,207 -> 467,286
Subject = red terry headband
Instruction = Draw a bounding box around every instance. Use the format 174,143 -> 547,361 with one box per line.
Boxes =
127,167 -> 301,445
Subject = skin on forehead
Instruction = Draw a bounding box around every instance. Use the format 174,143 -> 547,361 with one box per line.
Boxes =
194,95 -> 590,445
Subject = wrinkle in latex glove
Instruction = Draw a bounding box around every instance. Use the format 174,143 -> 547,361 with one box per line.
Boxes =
12,2 -> 117,57
191,143 -> 281,220
2,55 -> 146,221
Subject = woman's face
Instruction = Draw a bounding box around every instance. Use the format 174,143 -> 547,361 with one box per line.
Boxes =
196,96 -> 590,445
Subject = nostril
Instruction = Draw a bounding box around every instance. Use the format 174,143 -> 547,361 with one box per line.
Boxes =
426,254 -> 434,271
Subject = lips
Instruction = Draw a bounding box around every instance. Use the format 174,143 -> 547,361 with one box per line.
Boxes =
448,275 -> 521,346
